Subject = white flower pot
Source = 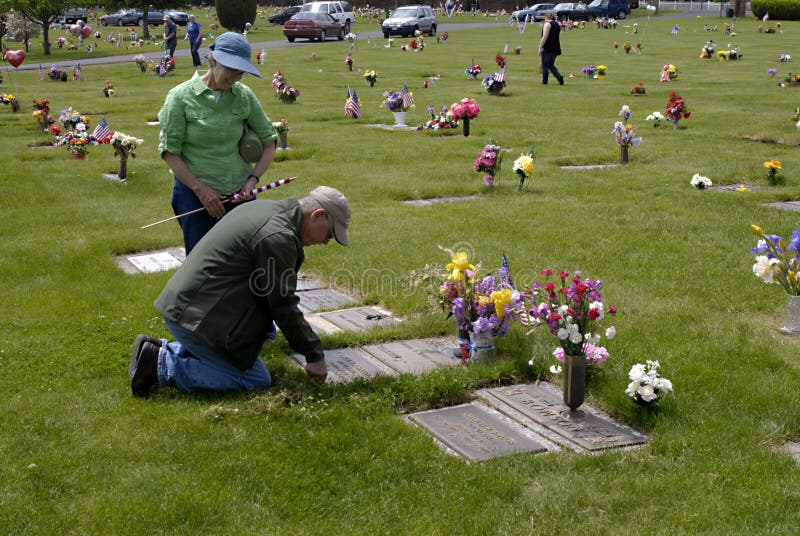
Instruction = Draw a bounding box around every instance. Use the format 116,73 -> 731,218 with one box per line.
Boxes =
392,111 -> 408,127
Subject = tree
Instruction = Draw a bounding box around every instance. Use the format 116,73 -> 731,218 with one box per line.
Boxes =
217,0 -> 256,33
6,0 -> 62,55
5,10 -> 41,52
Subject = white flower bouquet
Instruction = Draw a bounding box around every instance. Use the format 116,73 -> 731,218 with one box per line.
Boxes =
625,360 -> 673,406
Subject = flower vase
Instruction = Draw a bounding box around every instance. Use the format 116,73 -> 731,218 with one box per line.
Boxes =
278,133 -> 288,149
72,151 -> 86,160
347,63 -> 353,71
563,354 -> 586,412
367,79 -> 375,87
620,145 -> 629,165
469,331 -> 496,362
672,120 -> 679,130
781,294 -> 800,335
392,111 -> 408,127
462,117 -> 470,137
118,157 -> 128,180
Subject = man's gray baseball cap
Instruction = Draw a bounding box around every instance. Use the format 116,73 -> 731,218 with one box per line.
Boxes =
309,186 -> 351,246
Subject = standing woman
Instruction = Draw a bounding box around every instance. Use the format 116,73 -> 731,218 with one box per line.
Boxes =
185,14 -> 202,67
158,32 -> 278,254
539,12 -> 564,85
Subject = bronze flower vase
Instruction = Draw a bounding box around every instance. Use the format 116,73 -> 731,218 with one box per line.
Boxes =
620,145 -> 629,165
278,133 -> 288,150
117,157 -> 128,180
72,151 -> 86,160
462,117 -> 470,137
563,354 -> 586,412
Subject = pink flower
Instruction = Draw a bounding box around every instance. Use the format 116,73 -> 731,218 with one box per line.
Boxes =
483,174 -> 494,186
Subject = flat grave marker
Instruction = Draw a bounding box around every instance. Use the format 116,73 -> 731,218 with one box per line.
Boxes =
297,288 -> 355,314
403,196 -> 478,207
362,338 -> 458,374
365,123 -> 417,131
710,183 -> 756,192
306,306 -> 399,335
116,247 -> 185,274
478,382 -> 648,453
296,273 -> 323,291
407,402 -> 553,462
764,201 -> 800,213
560,164 -> 618,170
290,347 -> 396,384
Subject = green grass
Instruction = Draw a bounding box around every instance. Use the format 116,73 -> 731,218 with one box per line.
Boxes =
3,12 -> 800,534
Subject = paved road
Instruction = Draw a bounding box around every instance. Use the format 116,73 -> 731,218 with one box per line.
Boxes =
11,8 -> 730,72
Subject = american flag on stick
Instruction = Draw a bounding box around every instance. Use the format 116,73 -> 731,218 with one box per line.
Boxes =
344,87 -> 361,118
494,67 -> 506,83
92,116 -> 112,142
400,84 -> 414,109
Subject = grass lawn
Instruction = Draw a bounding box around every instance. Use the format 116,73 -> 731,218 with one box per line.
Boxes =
3,11 -> 800,534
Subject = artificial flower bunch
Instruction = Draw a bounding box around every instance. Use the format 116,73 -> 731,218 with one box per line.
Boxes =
763,160 -> 783,185
481,73 -> 505,94
48,64 -> 68,82
49,124 -> 63,137
625,361 -> 673,406
363,69 -> 377,87
512,141 -> 534,191
418,105 -> 458,131
518,269 -> 617,368
449,98 -> 480,120
272,118 -> 289,135
645,111 -> 665,126
690,173 -> 712,189
665,91 -> 690,127
780,53 -> 792,62
465,64 -> 482,79
133,54 -> 148,72
596,65 -> 607,79
440,251 -> 521,338
58,107 -> 90,131
272,71 -> 300,103
784,72 -> 800,84
1,93 -> 20,112
700,40 -> 716,59
631,82 -> 646,95
32,99 -> 53,129
382,90 -> 413,112
495,55 -> 505,68
717,45 -> 742,61
612,105 -> 642,149
344,54 -> 353,70
52,130 -> 101,154
660,63 -> 678,83
750,224 -> 800,295
581,65 -> 597,78
345,32 -> 356,43
103,79 -> 115,98
473,140 -> 504,186
768,67 -> 778,78
110,131 -> 144,160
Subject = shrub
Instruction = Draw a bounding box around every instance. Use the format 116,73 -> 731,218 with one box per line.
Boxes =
751,0 -> 800,20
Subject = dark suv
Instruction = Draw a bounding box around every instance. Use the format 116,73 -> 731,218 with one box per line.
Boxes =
382,5 -> 437,37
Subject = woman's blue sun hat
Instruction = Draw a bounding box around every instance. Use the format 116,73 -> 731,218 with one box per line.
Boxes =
209,32 -> 261,77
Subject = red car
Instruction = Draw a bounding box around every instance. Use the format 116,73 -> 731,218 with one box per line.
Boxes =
284,12 -> 344,42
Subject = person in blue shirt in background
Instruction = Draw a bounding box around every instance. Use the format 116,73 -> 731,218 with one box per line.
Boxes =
185,14 -> 202,67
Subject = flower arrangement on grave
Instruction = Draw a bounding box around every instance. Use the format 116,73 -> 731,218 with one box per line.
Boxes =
665,91 -> 690,129
441,32 -> 448,42
700,40 -> 716,59
110,131 -> 144,180
481,73 -> 505,95
596,65 -> 607,79
763,160 -> 783,185
363,69 -> 377,87
31,99 -> 53,130
465,63 -> 482,79
49,124 -> 63,137
784,72 -> 800,85
344,54 -> 353,71
450,97 -> 479,137
474,139 -> 504,187
48,64 -> 68,82
515,45 -> 521,54
631,81 -> 646,95
495,54 -> 505,68
418,105 -> 458,132
272,118 -> 289,135
1,93 -> 20,112
519,269 -> 617,411
612,105 -> 641,164
385,37 -> 395,47
103,79 -> 115,98
768,67 -> 779,78
660,63 -> 678,83
645,111 -> 664,127
718,45 -> 742,61
53,129 -> 100,155
750,224 -> 800,295
133,54 -> 147,72
623,42 -> 632,54
625,361 -> 673,407
581,64 -> 597,78
690,173 -> 712,189
780,53 -> 791,62
272,71 -> 300,103
511,143 -> 535,192
345,32 -> 356,43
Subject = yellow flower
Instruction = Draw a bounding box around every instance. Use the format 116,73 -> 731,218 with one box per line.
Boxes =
750,224 -> 764,234
490,288 -> 513,319
736,186 -> 749,192
763,160 -> 782,170
445,251 -> 476,282
514,154 -> 534,177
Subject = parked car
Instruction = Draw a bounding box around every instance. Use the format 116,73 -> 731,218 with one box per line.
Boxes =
100,9 -> 140,26
284,12 -> 344,42
549,2 -> 602,20
165,10 -> 190,26
382,5 -> 437,37
298,1 -> 354,34
588,0 -> 631,19
509,3 -> 555,23
269,5 -> 302,25
61,7 -> 89,24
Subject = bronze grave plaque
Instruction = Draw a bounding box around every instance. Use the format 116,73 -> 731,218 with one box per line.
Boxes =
479,383 -> 648,452
290,347 -> 396,384
362,338 -> 458,374
315,306 -> 399,333
407,403 -> 550,462
296,288 -> 355,314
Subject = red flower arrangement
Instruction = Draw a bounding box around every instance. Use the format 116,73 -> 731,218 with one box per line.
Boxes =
495,54 -> 505,68
665,90 -> 690,128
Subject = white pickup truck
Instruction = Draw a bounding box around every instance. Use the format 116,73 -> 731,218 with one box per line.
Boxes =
299,1 -> 355,34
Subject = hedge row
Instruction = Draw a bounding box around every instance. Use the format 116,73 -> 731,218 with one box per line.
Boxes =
751,0 -> 800,20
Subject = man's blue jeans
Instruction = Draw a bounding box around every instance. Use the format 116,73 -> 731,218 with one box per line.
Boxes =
157,319 -> 271,393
